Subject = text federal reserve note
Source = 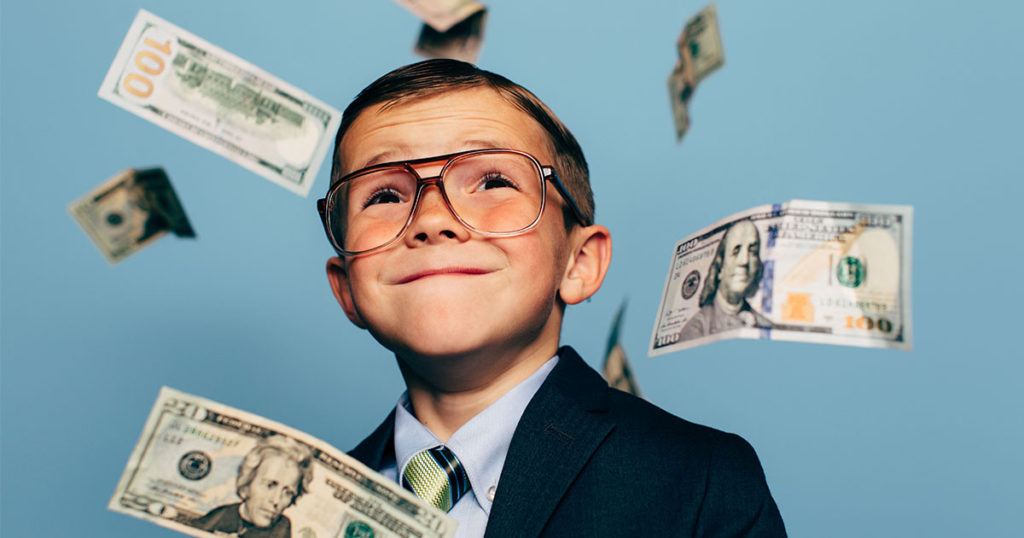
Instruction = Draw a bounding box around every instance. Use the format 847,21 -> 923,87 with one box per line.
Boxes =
110,387 -> 455,538
649,200 -> 913,355
98,10 -> 341,197
68,167 -> 194,264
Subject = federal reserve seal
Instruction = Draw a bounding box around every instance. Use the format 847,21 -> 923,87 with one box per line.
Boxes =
681,270 -> 701,300
178,450 -> 211,481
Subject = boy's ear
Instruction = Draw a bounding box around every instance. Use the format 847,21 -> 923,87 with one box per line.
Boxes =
559,224 -> 612,305
326,257 -> 367,329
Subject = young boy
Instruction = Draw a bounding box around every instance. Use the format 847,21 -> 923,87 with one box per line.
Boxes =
317,59 -> 785,537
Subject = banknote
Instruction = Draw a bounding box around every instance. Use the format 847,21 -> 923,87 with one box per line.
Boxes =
603,301 -> 642,397
393,0 -> 485,32
98,10 -> 341,197
649,200 -> 913,355
415,8 -> 487,64
679,4 -> 725,83
667,58 -> 695,142
110,387 -> 456,538
68,167 -> 195,264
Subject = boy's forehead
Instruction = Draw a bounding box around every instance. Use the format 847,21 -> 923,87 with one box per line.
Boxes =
337,87 -> 554,175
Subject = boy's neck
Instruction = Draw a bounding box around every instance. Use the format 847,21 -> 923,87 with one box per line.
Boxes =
396,339 -> 560,442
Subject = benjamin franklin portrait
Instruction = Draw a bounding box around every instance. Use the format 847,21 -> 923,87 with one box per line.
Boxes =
679,219 -> 773,340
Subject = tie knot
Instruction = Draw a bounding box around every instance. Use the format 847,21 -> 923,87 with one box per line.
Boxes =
401,446 -> 471,512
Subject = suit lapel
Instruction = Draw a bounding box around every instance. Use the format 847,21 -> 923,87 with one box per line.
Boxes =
348,409 -> 395,470
485,347 -> 614,537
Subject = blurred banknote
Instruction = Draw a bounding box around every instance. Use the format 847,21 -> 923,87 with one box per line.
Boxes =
68,168 -> 194,264
667,57 -> 695,142
649,200 -> 913,355
679,4 -> 725,83
415,8 -> 487,63
667,3 -> 723,143
110,387 -> 456,538
98,10 -> 341,197
393,0 -> 485,32
603,301 -> 642,397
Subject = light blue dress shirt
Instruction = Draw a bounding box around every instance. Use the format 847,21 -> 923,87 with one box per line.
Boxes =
378,355 -> 559,538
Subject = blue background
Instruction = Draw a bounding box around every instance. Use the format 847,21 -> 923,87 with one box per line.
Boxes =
2,1 -> 1022,536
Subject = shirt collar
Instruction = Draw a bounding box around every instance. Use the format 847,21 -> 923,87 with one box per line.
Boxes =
393,355 -> 559,515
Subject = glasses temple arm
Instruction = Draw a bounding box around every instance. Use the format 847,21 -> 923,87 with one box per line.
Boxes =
544,168 -> 591,226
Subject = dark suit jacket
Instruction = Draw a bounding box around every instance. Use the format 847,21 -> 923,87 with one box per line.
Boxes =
350,346 -> 786,537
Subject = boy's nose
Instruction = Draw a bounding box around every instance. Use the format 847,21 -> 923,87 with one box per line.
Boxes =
404,185 -> 470,246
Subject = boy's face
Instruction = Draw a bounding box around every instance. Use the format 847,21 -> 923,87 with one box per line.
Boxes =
329,87 -> 576,360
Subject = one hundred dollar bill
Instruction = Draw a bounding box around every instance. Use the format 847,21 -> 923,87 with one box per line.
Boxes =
393,0 -> 485,32
679,4 -> 725,83
98,10 -> 341,197
414,8 -> 487,64
649,200 -> 913,355
110,387 -> 456,538
68,167 -> 195,264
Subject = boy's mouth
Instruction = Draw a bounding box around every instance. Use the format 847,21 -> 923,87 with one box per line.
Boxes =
396,267 -> 492,284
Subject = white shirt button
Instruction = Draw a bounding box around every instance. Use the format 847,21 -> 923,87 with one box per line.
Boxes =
487,485 -> 496,501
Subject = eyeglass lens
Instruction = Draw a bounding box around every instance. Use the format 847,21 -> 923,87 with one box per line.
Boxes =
329,152 -> 546,253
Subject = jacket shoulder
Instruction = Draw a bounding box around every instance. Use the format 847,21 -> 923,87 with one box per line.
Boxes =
599,388 -> 786,536
604,387 -> 734,447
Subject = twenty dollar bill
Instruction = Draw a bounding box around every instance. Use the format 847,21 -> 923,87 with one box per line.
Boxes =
98,10 -> 341,197
649,200 -> 913,355
110,387 -> 455,538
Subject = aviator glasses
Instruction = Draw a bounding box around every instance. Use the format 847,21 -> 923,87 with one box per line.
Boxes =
317,149 -> 589,256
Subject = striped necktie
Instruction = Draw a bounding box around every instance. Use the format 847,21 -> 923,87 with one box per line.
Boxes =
401,446 -> 471,512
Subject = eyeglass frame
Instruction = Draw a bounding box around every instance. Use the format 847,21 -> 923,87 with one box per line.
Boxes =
317,148 -> 591,256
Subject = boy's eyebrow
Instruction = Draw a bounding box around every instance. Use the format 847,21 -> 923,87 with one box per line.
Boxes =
360,147 -> 411,169
359,139 -> 511,170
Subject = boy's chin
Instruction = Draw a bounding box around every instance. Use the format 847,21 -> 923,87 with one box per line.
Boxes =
386,332 -> 500,361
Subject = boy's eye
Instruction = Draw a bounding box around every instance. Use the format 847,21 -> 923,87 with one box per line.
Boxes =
363,187 -> 403,208
475,172 -> 519,191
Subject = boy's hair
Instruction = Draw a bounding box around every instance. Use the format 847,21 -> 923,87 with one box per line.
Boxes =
329,59 -> 595,227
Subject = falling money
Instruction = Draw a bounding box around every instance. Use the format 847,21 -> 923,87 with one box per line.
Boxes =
110,387 -> 455,538
68,167 -> 194,264
414,8 -> 488,63
98,10 -> 341,196
603,300 -> 642,397
392,0 -> 485,32
649,200 -> 913,355
668,3 -> 725,143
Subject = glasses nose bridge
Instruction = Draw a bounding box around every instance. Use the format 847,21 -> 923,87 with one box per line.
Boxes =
402,158 -> 446,194
408,157 -> 454,200
408,164 -> 461,227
